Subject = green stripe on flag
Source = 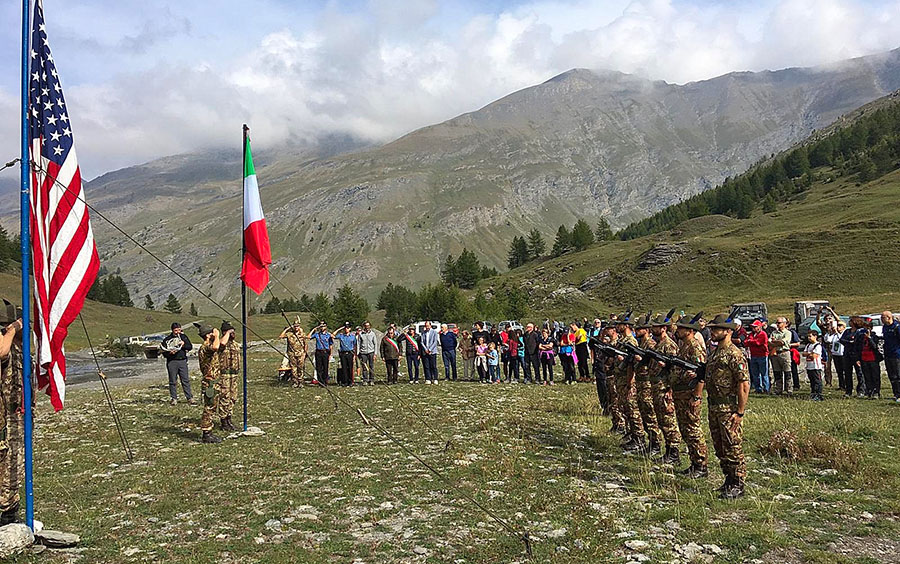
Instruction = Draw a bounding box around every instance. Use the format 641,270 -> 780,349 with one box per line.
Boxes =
244,136 -> 256,178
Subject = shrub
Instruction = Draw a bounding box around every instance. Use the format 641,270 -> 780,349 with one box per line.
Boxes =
760,429 -> 862,473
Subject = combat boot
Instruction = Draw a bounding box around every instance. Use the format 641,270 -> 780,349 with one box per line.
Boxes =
662,446 -> 681,466
201,430 -> 222,444
0,502 -> 19,525
221,417 -> 236,431
719,479 -> 745,500
624,439 -> 649,456
687,464 -> 709,479
648,441 -> 661,456
716,476 -> 733,494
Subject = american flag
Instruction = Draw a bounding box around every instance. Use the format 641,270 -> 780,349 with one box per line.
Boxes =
29,0 -> 100,411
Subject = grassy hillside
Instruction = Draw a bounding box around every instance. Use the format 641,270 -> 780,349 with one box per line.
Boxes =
0,272 -> 312,351
486,167 -> 900,320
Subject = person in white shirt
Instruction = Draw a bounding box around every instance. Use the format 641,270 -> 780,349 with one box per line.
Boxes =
804,330 -> 824,401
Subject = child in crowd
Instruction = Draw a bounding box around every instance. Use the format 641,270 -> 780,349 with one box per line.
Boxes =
507,330 -> 519,383
804,330 -> 824,401
558,333 -> 576,385
488,342 -> 500,383
538,327 -> 556,385
475,336 -> 489,383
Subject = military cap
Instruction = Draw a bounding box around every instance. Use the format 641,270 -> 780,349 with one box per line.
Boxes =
675,311 -> 704,331
1,299 -> 21,325
651,308 -> 678,327
220,320 -> 235,334
706,313 -> 739,330
635,312 -> 653,329
198,324 -> 214,338
615,310 -> 635,326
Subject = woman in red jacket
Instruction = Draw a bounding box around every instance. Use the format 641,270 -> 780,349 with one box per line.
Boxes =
745,320 -> 770,393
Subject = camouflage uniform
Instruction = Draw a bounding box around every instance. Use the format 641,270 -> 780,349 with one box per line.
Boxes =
633,333 -> 661,449
284,330 -> 307,386
671,337 -> 708,469
0,342 -> 24,515
616,333 -> 644,441
606,336 -> 625,430
199,342 -> 221,432
217,338 -> 240,420
649,334 -> 680,452
705,341 -> 749,485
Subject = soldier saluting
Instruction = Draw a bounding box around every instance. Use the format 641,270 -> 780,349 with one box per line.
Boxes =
704,314 -> 750,499
279,318 -> 307,388
197,325 -> 223,444
216,321 -> 240,432
0,299 -> 25,525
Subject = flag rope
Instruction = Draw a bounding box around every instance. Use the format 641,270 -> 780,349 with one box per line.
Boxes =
23,157 -> 535,558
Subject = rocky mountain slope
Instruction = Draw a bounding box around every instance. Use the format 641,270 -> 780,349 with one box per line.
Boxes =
7,48 -> 900,307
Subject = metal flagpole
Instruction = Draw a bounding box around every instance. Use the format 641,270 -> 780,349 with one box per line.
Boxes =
241,124 -> 249,432
20,0 -> 35,530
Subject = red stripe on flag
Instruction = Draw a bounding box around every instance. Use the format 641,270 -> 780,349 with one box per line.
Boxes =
241,218 -> 271,295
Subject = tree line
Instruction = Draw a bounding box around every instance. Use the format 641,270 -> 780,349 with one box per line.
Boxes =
377,282 -> 527,327
440,248 -> 498,289
617,102 -> 900,240
263,284 -> 370,328
507,218 -> 615,269
0,225 -> 20,272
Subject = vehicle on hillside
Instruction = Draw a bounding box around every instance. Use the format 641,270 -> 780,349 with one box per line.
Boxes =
729,302 -> 768,325
498,320 -> 523,333
794,300 -> 831,328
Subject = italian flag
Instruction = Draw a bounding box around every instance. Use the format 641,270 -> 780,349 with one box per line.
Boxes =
241,133 -> 272,294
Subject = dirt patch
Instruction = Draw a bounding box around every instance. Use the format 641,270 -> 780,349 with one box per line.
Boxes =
828,536 -> 900,563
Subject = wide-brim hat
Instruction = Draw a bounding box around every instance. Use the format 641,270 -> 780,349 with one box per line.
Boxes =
635,313 -> 653,329
221,320 -> 235,334
675,311 -> 704,331
198,324 -> 214,338
650,308 -> 678,328
615,310 -> 635,326
706,313 -> 739,330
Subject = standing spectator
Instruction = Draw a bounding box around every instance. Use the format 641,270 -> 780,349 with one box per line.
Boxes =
357,321 -> 377,386
402,326 -> 422,383
538,327 -> 556,385
745,320 -> 770,394
816,309 -> 839,386
839,318 -> 865,397
499,326 -> 510,381
459,330 -> 475,381
803,330 -> 825,401
558,332 -> 577,384
381,327 -> 401,384
769,317 -> 793,395
572,321 -> 590,382
877,311 -> 900,402
506,329 -> 520,383
487,343 -> 500,383
472,322 -> 490,348
788,322 -> 802,391
824,319 -> 846,393
334,322 -> 357,387
474,336 -> 489,383
851,317 -> 883,398
440,324 -> 459,381
162,322 -> 194,405
309,322 -> 334,385
523,323 -> 541,384
588,318 -> 606,403
698,318 -> 712,353
421,321 -> 440,384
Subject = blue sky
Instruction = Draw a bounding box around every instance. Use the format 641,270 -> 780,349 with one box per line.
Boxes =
1,0 -> 898,178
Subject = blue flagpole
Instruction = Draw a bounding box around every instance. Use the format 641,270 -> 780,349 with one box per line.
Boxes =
20,0 -> 35,530
242,124 -> 248,432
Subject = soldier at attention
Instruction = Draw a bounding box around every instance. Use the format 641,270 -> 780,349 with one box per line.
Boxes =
198,325 -> 223,444
648,312 -> 682,466
672,312 -> 709,479
217,321 -> 240,432
704,314 -> 750,499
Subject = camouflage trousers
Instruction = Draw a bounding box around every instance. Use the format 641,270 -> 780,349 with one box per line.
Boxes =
651,381 -> 680,450
217,371 -> 238,420
672,391 -> 708,468
616,373 -> 644,439
200,378 -> 220,432
0,411 -> 24,512
607,373 -> 624,430
708,407 -> 745,483
289,353 -> 306,386
635,380 -> 662,447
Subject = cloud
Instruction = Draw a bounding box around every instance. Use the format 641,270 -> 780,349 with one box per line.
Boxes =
2,0 -> 899,178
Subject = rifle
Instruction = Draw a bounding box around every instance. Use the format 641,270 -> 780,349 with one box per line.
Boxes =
616,341 -> 707,384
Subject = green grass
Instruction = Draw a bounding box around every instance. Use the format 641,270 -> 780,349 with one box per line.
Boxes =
487,167 -> 900,320
10,352 -> 900,563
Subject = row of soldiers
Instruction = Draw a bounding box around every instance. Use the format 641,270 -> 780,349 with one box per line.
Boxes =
593,310 -> 750,499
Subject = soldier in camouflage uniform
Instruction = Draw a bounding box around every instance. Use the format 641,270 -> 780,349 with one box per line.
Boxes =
672,312 -> 708,478
279,320 -> 307,387
648,313 -> 681,465
615,313 -> 645,452
217,321 -> 240,431
0,299 -> 24,525
198,325 -> 223,444
704,314 -> 750,499
632,314 -> 662,455
604,326 -> 626,434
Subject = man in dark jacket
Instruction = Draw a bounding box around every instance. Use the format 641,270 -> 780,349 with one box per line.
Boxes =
523,323 -> 541,384
878,311 -> 900,401
439,324 -> 458,381
162,322 -> 194,405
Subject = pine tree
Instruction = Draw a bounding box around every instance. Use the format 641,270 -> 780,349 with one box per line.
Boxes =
571,219 -> 595,251
454,248 -> 482,289
332,285 -> 369,326
144,294 -> 154,310
189,302 -> 198,317
507,236 -> 528,269
264,296 -> 281,314
526,229 -> 545,260
551,225 -> 572,257
440,254 -> 457,287
594,218 -> 614,241
762,194 -> 777,213
163,293 -> 182,314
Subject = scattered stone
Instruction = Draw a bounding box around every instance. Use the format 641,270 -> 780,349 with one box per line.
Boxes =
0,524 -> 34,559
265,519 -> 283,532
549,287 -> 585,301
861,512 -> 875,520
35,530 -> 80,548
555,545 -> 569,553
30,544 -> 47,555
546,528 -> 567,539
122,547 -> 142,557
760,468 -> 783,476
664,519 -> 681,531
818,469 -> 838,476
241,426 -> 265,437
625,540 -> 649,551
413,546 -> 429,555
773,494 -> 794,501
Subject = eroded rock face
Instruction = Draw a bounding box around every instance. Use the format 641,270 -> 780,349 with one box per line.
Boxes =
580,270 -> 610,291
636,243 -> 688,270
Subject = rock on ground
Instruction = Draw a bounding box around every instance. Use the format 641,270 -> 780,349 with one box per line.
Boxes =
35,529 -> 80,548
0,524 -> 34,558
